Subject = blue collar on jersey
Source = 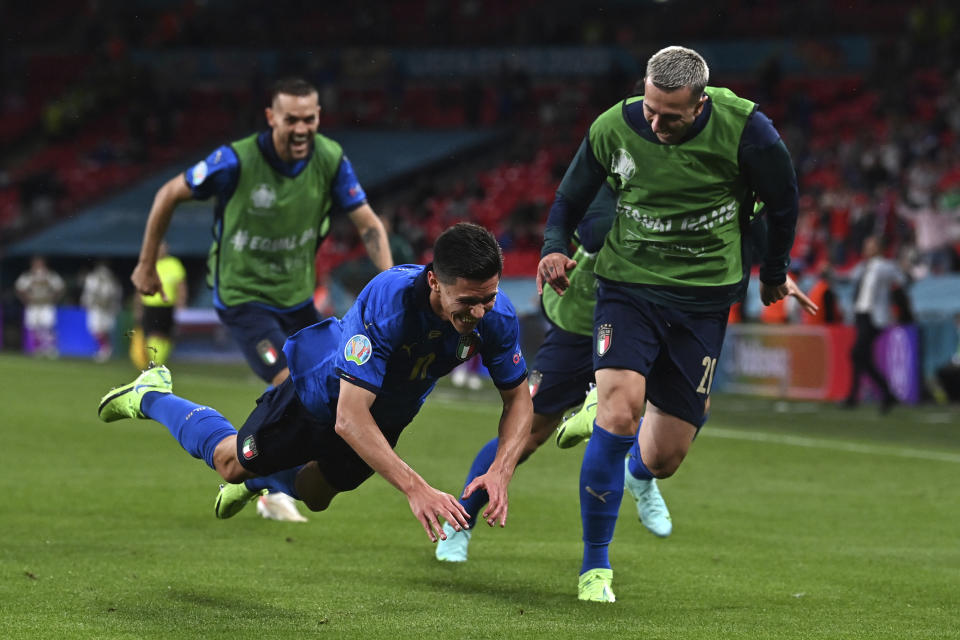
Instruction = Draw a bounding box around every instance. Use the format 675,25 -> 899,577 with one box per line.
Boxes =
413,264 -> 434,313
622,95 -> 713,145
256,130 -> 313,178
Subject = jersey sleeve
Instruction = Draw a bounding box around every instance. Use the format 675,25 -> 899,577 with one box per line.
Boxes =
184,145 -> 240,200
334,280 -> 396,393
330,155 -> 368,212
479,293 -> 528,390
543,135 -> 608,257
740,111 -> 798,285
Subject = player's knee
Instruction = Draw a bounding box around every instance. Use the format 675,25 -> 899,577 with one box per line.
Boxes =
219,462 -> 250,484
295,462 -> 338,512
599,406 -> 641,435
646,453 -> 685,478
213,438 -> 249,483
302,496 -> 332,512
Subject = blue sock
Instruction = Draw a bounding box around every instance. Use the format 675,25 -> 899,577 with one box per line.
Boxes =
244,466 -> 302,500
580,421 -> 634,574
141,392 -> 237,470
626,418 -> 654,481
459,437 -> 499,528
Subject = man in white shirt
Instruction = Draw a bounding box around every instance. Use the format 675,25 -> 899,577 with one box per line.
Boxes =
15,255 -> 65,358
844,236 -> 906,411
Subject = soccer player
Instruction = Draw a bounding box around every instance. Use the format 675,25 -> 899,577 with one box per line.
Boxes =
436,194 -> 816,564
132,76 -> 392,389
436,185 -> 673,564
99,223 -> 532,542
537,46 -> 801,602
130,76 -> 393,521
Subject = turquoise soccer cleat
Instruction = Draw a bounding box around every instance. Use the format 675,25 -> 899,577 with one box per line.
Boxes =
435,522 -> 472,562
624,458 -> 672,538
214,482 -> 262,519
578,568 -> 615,602
98,365 -> 173,422
556,385 -> 598,449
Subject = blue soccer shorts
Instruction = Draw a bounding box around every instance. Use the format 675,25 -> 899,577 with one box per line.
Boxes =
236,378 -> 397,492
530,322 -> 595,416
216,301 -> 320,382
592,280 -> 728,426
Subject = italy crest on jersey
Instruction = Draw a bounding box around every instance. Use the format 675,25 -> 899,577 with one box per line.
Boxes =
344,334 -> 372,365
596,323 -> 613,357
456,334 -> 478,361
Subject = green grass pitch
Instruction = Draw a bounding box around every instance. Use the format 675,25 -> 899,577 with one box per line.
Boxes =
1,353 -> 958,639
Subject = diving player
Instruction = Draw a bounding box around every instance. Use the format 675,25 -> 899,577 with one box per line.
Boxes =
99,223 -> 531,542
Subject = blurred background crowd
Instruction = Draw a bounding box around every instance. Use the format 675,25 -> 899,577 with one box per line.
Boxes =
2,0 -> 959,402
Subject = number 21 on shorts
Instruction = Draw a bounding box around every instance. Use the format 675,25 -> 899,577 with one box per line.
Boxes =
697,356 -> 717,395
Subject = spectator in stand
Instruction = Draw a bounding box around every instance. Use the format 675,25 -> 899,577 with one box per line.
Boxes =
897,194 -> 960,276
843,236 -> 906,412
15,256 -> 65,357
801,263 -> 841,325
81,260 -> 122,362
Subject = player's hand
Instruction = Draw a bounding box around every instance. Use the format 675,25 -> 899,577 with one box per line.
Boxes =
759,280 -> 790,306
463,469 -> 511,528
131,263 -> 167,302
785,274 -> 819,316
536,252 -> 577,296
406,483 -> 470,543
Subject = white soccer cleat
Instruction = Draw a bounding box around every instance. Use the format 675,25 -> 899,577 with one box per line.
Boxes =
435,522 -> 472,562
624,458 -> 672,537
256,491 -> 308,523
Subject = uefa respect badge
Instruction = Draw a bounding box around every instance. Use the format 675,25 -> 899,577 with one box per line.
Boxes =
344,334 -> 373,365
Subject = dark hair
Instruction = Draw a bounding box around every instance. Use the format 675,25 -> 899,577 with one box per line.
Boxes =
432,223 -> 503,284
269,77 -> 318,104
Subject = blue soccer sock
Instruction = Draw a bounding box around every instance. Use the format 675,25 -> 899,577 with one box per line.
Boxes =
458,437 -> 499,528
626,418 -> 655,481
244,466 -> 302,500
580,421 -> 634,574
141,392 -> 237,470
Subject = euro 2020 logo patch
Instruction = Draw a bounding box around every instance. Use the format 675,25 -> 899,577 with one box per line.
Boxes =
596,323 -> 613,357
344,334 -> 373,365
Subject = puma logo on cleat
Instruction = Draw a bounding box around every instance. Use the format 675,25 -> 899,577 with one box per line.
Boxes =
585,486 -> 612,503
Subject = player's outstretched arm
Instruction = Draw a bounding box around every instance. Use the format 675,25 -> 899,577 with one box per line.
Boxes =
536,252 -> 577,296
347,203 -> 394,271
463,382 -> 533,528
132,174 -> 193,299
335,379 -> 469,542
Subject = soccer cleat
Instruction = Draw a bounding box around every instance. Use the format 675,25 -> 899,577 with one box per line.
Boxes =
256,491 -> 308,523
214,482 -> 262,519
556,385 -> 598,449
435,522 -> 472,562
624,458 -> 672,537
578,568 -> 615,602
98,365 -> 173,422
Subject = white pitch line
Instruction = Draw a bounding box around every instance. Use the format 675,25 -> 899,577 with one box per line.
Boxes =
704,428 -> 960,464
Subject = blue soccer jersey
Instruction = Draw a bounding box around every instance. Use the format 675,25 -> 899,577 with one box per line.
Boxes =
283,265 -> 528,440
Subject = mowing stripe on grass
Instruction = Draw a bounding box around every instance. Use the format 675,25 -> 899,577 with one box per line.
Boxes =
426,395 -> 960,464
704,428 -> 960,464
